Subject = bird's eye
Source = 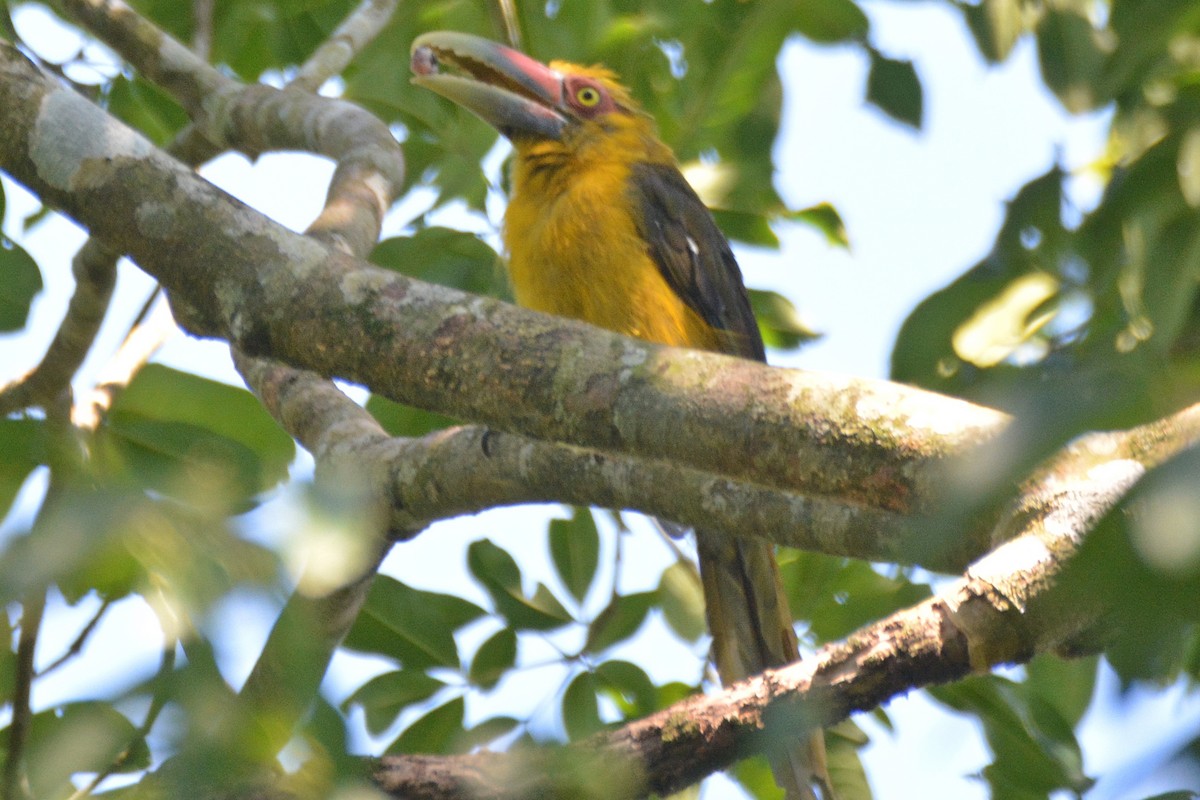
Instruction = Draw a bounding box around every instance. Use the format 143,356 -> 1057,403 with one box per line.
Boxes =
575,86 -> 601,107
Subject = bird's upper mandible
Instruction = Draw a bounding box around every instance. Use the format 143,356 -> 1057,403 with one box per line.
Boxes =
410,31 -> 643,142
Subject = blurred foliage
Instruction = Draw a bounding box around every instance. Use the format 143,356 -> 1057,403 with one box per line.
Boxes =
1,0 -> 1200,798
0,180 -> 43,333
888,2 -> 1200,794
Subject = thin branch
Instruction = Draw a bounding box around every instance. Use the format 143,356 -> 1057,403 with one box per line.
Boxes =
35,595 -> 112,678
58,0 -> 232,118
191,0 -> 214,62
64,590 -> 179,800
59,0 -> 403,257
61,2 -> 402,430
290,0 -> 400,93
3,589 -> 45,800
0,240 -> 118,415
490,0 -> 522,50
234,544 -> 390,760
71,291 -> 176,431
2,396 -> 78,800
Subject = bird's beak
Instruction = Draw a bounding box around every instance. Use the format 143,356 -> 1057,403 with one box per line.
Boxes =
411,31 -> 567,141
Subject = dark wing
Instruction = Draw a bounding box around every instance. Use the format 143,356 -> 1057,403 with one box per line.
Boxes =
628,162 -> 766,361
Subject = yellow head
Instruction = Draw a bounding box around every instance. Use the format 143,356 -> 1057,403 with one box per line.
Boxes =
410,32 -> 670,168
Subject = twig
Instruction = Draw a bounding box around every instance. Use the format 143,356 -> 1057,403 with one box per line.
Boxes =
71,291 -> 176,431
0,240 -> 118,416
290,0 -> 400,93
3,589 -> 46,800
191,0 -> 213,61
58,0 -> 232,118
64,590 -> 179,800
490,0 -> 522,49
36,596 -> 113,678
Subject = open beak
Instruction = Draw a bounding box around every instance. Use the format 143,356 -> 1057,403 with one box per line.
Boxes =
411,31 -> 567,141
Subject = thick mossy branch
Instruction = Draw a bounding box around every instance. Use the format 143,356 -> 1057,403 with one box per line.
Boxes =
0,44 -> 1006,517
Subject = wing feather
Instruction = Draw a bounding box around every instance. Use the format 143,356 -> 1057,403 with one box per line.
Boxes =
627,162 -> 765,361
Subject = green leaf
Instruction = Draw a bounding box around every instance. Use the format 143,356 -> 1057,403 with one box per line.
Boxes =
468,628 -> 517,690
114,365 -> 294,468
561,671 -> 604,741
370,227 -> 506,298
1036,8 -> 1106,112
929,676 -> 1093,796
1055,448 -> 1200,684
962,0 -> 1025,63
302,697 -> 362,786
890,167 -> 1068,393
467,539 -> 573,630
657,561 -> 707,642
343,575 -> 485,669
548,508 -> 600,604
780,552 -> 931,643
365,394 -> 458,438
342,670 -> 446,736
1025,654 -> 1097,728
102,364 -> 295,501
103,74 -> 189,145
584,591 -> 654,654
749,289 -> 822,350
825,721 -> 873,800
24,702 -> 149,799
528,583 -> 574,626
0,484 -> 276,610
0,418 -> 44,522
0,235 -> 42,332
731,754 -> 786,800
387,696 -> 466,755
866,49 -> 923,129
657,681 -> 698,711
594,660 -> 658,718
792,0 -> 870,44
790,202 -> 850,249
711,208 -> 780,248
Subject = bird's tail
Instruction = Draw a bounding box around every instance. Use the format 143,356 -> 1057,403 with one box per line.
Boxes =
696,529 -> 833,800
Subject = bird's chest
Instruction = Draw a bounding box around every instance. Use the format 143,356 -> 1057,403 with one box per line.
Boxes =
504,164 -> 696,344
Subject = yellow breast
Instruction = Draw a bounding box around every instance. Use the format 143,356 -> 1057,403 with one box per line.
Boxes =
503,137 -> 720,351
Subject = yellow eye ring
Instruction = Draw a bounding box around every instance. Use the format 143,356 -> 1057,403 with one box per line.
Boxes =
576,86 -> 601,107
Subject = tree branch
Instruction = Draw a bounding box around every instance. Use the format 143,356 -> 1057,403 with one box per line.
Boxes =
236,352 -> 917,560
3,45 -> 1199,579
0,239 -> 117,415
60,0 -> 403,257
290,0 -> 400,93
366,403 -> 1200,799
4,588 -> 44,800
58,0 -> 231,117
191,0 -> 407,766
0,43 -> 1005,514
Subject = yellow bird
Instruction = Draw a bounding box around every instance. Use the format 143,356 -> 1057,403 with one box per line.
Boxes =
411,32 -> 832,799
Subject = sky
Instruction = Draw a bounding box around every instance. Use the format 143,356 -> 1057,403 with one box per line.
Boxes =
3,1 -> 1200,798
